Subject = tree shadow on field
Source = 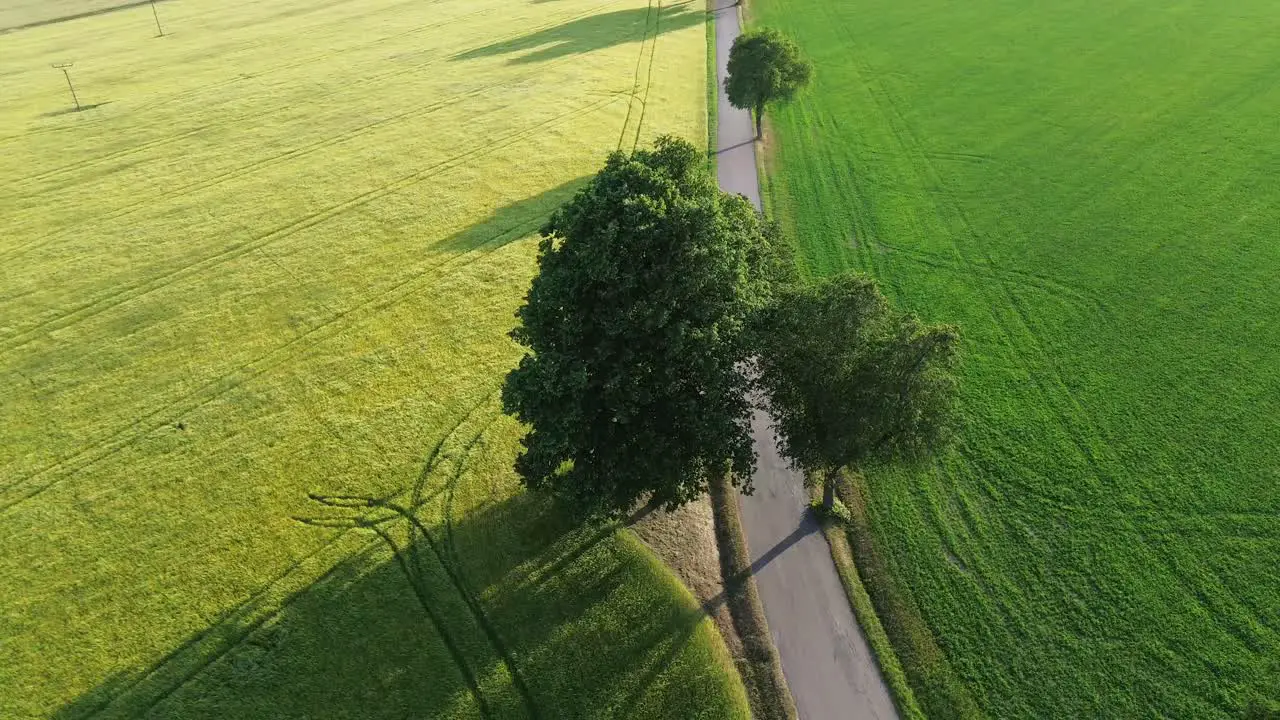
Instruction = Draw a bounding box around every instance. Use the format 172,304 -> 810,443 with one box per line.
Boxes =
430,176 -> 590,257
50,176 -> 730,720
54,464 -> 713,719
452,2 -> 704,65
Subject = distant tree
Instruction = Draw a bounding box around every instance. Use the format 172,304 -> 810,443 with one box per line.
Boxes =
502,136 -> 790,518
725,28 -> 813,139
753,272 -> 960,509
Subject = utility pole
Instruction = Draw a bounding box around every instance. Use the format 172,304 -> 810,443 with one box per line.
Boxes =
150,0 -> 165,37
52,63 -> 80,112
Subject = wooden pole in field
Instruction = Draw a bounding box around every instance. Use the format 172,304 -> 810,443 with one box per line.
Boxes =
52,63 -> 80,111
150,0 -> 165,36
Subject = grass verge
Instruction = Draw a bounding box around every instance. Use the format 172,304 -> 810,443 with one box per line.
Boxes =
709,474 -> 798,720
832,470 -> 981,719
629,496 -> 748,684
811,489 -> 923,719
704,0 -> 717,171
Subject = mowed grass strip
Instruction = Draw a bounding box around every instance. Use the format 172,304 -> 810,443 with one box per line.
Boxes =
751,0 -> 1280,717
0,0 -> 750,717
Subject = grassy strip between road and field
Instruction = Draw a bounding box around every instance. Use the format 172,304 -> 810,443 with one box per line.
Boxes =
610,529 -> 755,718
734,1 -> 778,222
704,0 -> 717,171
709,474 -> 798,720
832,470 -> 982,719
810,483 -> 924,720
737,1 -> 916,712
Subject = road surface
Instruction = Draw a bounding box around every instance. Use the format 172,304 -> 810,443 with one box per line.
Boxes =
711,3 -> 900,718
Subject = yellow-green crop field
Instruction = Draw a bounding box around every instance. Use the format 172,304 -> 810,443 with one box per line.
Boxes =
0,0 -> 749,717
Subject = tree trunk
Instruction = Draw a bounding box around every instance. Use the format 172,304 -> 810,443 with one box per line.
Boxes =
822,470 -> 835,510
754,103 -> 764,139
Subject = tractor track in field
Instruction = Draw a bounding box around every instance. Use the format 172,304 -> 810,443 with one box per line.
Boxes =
29,389 -> 495,715
299,393 -> 542,719
1,127 -> 209,193
440,410 -> 506,579
0,0 -> 618,196
76,529 -> 368,718
830,5 -> 1129,500
617,0 -> 657,152
877,240 -> 1109,314
0,44 -> 601,264
0,94 -> 621,361
366,522 -> 498,719
629,0 -> 664,152
0,214 -> 541,515
3,92 -> 479,261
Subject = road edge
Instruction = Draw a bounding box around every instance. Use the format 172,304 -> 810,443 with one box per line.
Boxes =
710,474 -> 799,720
734,0 -> 962,713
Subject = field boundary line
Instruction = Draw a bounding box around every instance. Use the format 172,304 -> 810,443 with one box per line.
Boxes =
0,0 -> 169,35
830,471 -> 982,718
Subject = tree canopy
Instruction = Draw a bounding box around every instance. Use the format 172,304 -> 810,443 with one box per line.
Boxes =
725,28 -> 813,139
502,136 -> 789,518
753,272 -> 960,508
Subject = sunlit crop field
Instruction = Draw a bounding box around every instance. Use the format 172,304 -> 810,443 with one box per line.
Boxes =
0,0 -> 748,717
753,0 -> 1280,717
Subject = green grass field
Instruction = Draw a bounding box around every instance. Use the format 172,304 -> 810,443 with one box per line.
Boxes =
752,0 -> 1280,717
0,0 -> 751,717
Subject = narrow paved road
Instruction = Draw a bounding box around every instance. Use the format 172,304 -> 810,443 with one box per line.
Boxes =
711,4 -> 899,718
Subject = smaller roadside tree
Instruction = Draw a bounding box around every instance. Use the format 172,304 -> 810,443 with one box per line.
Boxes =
754,273 -> 960,509
725,28 -> 813,139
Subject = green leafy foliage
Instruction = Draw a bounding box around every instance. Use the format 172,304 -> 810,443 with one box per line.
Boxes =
754,273 -> 959,506
1245,698 -> 1280,720
725,28 -> 813,138
503,136 -> 785,518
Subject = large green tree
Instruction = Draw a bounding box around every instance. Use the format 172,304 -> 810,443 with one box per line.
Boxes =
725,28 -> 813,139
754,272 -> 960,509
502,136 -> 788,518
